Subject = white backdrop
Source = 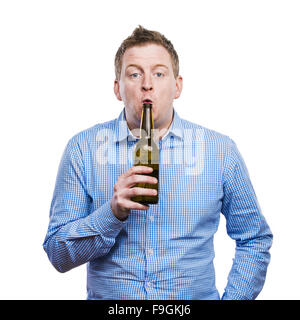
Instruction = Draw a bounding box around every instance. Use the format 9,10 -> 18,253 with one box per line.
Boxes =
0,0 -> 299,300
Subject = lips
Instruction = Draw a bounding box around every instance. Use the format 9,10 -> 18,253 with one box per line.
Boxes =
143,99 -> 153,103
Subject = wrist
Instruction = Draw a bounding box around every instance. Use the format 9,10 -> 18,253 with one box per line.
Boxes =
110,200 -> 129,221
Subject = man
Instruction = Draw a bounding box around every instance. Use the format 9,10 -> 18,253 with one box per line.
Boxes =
43,26 -> 273,300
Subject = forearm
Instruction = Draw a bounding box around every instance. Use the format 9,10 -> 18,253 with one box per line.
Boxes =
222,232 -> 273,300
43,201 -> 125,273
221,138 -> 273,299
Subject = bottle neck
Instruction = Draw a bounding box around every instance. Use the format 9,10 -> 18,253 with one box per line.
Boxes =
140,104 -> 153,139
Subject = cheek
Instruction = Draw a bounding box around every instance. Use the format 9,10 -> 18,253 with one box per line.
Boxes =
120,82 -> 137,100
119,82 -> 127,98
159,82 -> 177,100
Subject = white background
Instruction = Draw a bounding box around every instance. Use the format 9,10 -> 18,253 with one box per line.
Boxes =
0,0 -> 299,300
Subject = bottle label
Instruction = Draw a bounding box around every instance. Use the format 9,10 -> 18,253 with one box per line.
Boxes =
143,145 -> 153,152
134,140 -> 159,165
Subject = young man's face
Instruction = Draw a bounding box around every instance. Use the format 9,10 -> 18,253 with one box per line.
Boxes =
114,43 -> 183,133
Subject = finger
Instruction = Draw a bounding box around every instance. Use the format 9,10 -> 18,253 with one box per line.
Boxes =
126,175 -> 158,188
123,165 -> 153,178
128,187 -> 158,198
116,166 -> 155,192
122,199 -> 150,211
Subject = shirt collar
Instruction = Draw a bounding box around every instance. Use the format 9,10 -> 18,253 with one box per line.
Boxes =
113,107 -> 184,142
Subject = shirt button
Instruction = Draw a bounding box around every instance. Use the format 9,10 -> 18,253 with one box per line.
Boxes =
149,216 -> 154,222
147,282 -> 151,287
148,249 -> 154,255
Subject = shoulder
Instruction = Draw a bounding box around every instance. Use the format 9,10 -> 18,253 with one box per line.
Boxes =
68,117 -> 118,146
62,117 -> 119,160
179,116 -> 234,148
179,117 -> 242,181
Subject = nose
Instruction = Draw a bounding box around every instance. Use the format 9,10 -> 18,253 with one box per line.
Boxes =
142,74 -> 153,91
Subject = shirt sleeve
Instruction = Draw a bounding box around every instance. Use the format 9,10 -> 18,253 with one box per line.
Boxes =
42,137 -> 126,273
221,138 -> 273,300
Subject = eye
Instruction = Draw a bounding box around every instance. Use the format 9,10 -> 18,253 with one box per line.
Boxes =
130,73 -> 141,79
155,72 -> 164,77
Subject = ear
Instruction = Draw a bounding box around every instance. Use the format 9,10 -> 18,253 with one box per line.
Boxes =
174,75 -> 183,99
114,80 -> 122,101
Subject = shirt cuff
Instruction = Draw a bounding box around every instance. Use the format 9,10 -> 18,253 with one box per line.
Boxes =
92,200 -> 127,238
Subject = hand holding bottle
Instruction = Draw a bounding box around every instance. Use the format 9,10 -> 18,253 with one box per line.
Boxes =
110,166 -> 158,221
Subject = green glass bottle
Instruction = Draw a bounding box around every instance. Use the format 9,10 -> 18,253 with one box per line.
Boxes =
131,103 -> 159,205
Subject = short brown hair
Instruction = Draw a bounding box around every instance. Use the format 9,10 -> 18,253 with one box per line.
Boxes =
114,25 -> 179,80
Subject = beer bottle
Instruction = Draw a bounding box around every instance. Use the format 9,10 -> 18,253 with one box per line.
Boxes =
131,103 -> 159,205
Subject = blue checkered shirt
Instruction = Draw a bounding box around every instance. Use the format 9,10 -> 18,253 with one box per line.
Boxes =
43,107 -> 273,300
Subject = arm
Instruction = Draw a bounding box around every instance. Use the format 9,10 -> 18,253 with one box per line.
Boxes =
43,137 -> 126,273
221,139 -> 273,300
43,137 -> 157,273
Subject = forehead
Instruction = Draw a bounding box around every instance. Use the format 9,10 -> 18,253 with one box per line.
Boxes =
122,43 -> 172,68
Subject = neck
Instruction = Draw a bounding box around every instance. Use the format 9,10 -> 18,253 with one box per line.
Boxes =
157,111 -> 174,140
125,108 -> 174,140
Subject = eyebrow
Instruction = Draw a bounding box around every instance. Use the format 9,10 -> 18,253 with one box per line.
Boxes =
125,64 -> 169,71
